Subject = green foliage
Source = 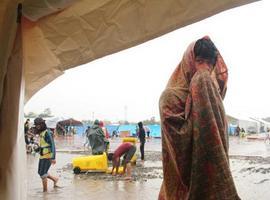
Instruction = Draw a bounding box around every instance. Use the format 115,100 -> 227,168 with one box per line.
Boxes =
263,117 -> 270,122
115,117 -> 160,125
24,112 -> 37,118
24,108 -> 54,118
81,120 -> 94,125
142,116 -> 159,125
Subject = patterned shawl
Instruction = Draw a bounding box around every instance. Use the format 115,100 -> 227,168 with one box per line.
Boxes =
158,37 -> 240,200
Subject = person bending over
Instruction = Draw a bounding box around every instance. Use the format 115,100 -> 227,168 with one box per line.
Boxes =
111,142 -> 136,180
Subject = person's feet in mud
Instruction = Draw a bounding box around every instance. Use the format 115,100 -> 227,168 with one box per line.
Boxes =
124,176 -> 132,181
53,177 -> 59,188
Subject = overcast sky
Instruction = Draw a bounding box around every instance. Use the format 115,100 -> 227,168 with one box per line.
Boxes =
24,1 -> 270,122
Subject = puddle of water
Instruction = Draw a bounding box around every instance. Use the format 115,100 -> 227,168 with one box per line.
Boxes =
27,152 -> 162,200
231,158 -> 270,200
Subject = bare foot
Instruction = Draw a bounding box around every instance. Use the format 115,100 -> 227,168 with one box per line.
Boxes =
124,176 -> 132,181
53,177 -> 59,188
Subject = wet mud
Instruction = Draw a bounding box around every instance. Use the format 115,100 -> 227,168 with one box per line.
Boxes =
62,151 -> 163,181
27,136 -> 270,200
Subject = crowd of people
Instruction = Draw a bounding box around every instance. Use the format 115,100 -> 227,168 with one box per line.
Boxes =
25,117 -> 150,190
25,36 -> 244,199
235,126 -> 246,137
24,119 -> 39,154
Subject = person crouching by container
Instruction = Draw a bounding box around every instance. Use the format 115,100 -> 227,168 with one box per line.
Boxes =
111,142 -> 136,180
34,117 -> 58,192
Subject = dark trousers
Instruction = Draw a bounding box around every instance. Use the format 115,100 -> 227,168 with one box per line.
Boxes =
140,141 -> 145,161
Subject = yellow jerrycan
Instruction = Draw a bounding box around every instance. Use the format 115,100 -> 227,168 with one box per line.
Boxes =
72,152 -> 108,174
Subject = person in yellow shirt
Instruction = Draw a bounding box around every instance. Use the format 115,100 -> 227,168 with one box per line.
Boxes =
34,117 -> 58,192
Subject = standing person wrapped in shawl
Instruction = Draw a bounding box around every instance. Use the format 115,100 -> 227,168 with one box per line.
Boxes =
88,119 -> 109,155
159,37 -> 240,200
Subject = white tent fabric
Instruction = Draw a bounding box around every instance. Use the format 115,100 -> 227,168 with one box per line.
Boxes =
21,0 -> 259,101
44,116 -> 66,128
0,23 -> 26,200
22,0 -> 77,21
0,0 -> 260,199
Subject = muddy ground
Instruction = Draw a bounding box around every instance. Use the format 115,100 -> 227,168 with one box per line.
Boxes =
27,136 -> 270,199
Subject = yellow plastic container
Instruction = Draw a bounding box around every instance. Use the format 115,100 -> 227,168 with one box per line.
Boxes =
122,137 -> 137,164
106,166 -> 124,174
122,137 -> 137,144
72,152 -> 108,174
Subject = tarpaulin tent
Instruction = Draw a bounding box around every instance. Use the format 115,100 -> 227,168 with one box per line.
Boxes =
0,0 -> 259,199
56,118 -> 83,135
57,118 -> 83,126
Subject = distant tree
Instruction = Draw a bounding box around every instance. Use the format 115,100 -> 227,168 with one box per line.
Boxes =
82,120 -> 93,125
142,116 -> 157,125
118,120 -> 126,125
81,119 -> 112,125
103,120 -> 112,125
38,108 -> 54,118
115,117 -> 160,125
24,112 -> 37,118
150,116 -> 156,124
263,117 -> 270,123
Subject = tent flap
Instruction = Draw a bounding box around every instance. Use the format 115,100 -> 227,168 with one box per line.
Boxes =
22,0 -> 259,101
22,0 -> 77,21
